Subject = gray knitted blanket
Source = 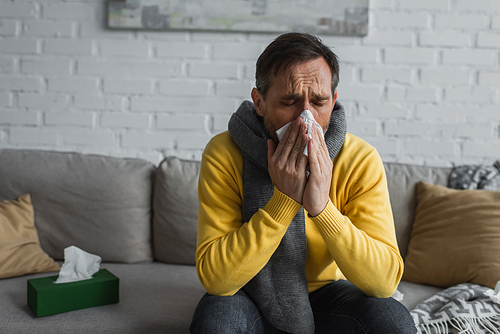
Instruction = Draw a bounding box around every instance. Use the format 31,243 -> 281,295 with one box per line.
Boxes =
410,284 -> 500,334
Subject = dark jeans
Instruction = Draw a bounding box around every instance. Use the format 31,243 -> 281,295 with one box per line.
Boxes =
189,280 -> 416,334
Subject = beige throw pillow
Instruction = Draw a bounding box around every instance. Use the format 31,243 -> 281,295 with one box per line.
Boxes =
403,182 -> 500,289
0,194 -> 60,279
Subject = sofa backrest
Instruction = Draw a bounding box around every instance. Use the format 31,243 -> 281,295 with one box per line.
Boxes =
153,158 -> 453,264
0,148 -> 452,265
0,149 -> 156,263
384,163 -> 451,258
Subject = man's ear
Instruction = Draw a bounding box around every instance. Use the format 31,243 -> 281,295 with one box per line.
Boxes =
333,90 -> 337,107
251,88 -> 265,117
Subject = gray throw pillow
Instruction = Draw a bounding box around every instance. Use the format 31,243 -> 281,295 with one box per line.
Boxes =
0,149 -> 155,263
153,157 -> 200,265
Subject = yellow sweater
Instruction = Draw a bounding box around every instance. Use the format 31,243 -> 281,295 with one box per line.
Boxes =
196,131 -> 403,298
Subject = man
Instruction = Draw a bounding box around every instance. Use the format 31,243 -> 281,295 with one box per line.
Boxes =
190,33 -> 415,334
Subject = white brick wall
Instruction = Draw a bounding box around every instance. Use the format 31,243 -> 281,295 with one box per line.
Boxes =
0,111 -> 38,125
385,48 -> 436,65
42,3 -> 96,21
100,40 -> 150,58
156,42 -> 207,59
101,113 -> 150,129
156,114 -> 207,130
0,0 -> 499,165
400,0 -> 448,11
23,21 -> 75,38
0,3 -> 37,19
442,49 -> 495,66
18,93 -> 70,110
419,31 -> 469,47
104,79 -> 153,95
21,58 -> 71,75
435,14 -> 489,30
0,76 -> 41,91
159,80 -> 210,96
0,57 -> 15,73
0,19 -> 19,36
0,39 -> 39,54
189,63 -> 239,79
63,129 -> 115,146
0,92 -> 11,106
48,77 -> 98,93
420,69 -> 470,85
44,112 -> 94,127
44,39 -> 94,55
375,12 -> 429,29
456,0 -> 500,12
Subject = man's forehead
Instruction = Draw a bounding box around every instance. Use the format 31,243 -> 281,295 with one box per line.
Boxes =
287,70 -> 322,87
271,60 -> 331,92
280,71 -> 331,97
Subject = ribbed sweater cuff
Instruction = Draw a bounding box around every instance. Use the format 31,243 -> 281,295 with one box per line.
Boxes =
263,187 -> 302,226
310,200 -> 345,238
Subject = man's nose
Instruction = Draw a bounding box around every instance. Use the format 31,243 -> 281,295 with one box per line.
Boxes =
300,98 -> 311,112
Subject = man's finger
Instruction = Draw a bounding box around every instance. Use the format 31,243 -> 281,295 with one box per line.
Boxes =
296,133 -> 309,170
289,122 -> 307,162
308,137 -> 320,174
273,120 -> 295,158
277,118 -> 301,159
312,126 -> 329,167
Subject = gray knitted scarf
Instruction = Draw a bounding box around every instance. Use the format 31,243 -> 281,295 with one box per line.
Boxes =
228,100 -> 346,334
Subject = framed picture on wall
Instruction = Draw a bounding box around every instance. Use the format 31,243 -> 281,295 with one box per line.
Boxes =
108,0 -> 369,36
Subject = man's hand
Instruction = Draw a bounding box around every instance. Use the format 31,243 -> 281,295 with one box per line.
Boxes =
302,125 -> 333,216
267,118 -> 309,204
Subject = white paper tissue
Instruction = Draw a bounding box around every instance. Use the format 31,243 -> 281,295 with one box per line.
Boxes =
54,246 -> 102,284
275,110 -> 324,156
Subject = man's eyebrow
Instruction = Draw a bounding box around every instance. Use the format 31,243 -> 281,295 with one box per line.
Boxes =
312,93 -> 331,100
280,92 -> 331,100
280,93 -> 300,100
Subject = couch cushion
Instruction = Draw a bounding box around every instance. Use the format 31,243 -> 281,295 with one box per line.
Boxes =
0,262 -> 205,333
403,181 -> 500,289
0,194 -> 60,279
153,157 -> 200,265
397,280 -> 443,311
383,163 -> 451,258
0,149 -> 155,263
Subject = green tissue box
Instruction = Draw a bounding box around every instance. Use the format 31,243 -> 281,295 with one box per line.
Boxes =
27,269 -> 119,317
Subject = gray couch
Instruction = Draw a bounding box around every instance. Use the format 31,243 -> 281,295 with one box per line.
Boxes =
0,148 -> 451,333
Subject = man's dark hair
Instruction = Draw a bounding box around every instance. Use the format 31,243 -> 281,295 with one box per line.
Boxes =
255,32 -> 340,100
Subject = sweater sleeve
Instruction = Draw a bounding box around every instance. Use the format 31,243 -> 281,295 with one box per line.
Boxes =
310,148 -> 403,298
195,134 -> 302,296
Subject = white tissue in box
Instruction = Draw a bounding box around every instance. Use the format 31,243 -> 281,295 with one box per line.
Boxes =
54,246 -> 102,284
275,110 -> 324,156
